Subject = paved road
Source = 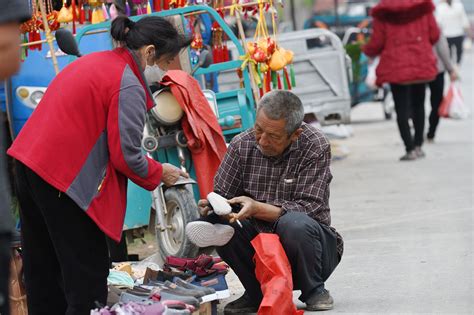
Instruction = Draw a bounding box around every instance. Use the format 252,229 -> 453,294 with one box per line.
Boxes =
222,50 -> 474,314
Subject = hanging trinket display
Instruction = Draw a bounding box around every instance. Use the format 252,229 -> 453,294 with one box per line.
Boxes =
239,0 -> 295,97
211,0 -> 229,64
20,0 -> 60,54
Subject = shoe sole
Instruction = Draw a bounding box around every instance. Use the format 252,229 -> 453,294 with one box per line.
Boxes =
186,222 -> 234,247
306,303 -> 334,311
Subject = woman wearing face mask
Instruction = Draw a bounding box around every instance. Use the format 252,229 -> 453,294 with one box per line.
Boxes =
7,16 -> 191,314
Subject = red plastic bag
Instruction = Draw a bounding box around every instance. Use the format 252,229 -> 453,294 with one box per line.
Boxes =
439,83 -> 470,119
438,84 -> 455,118
251,233 -> 304,315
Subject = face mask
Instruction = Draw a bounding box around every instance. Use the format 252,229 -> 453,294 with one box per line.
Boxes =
144,64 -> 166,84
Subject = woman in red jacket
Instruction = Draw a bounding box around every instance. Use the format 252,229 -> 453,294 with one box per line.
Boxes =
363,0 -> 440,161
8,16 -> 190,313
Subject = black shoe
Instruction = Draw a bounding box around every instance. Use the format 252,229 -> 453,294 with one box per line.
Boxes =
306,289 -> 334,311
224,292 -> 260,314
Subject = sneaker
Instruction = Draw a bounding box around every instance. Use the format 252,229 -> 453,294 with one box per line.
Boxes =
399,150 -> 417,161
223,292 -> 260,314
173,277 -> 218,302
207,192 -> 232,215
414,146 -> 426,158
191,273 -> 230,299
306,289 -> 334,311
185,221 -> 234,248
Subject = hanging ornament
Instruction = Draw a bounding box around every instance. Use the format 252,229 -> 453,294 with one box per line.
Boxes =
153,0 -> 161,12
109,3 -> 118,20
57,0 -> 73,23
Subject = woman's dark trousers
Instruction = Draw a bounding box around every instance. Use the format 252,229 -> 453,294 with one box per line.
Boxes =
390,83 -> 427,152
14,161 -> 109,315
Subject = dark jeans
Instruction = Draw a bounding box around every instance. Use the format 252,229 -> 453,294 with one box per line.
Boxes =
447,35 -> 464,64
390,83 -> 426,152
428,72 -> 445,139
0,233 -> 11,315
208,212 -> 340,303
14,161 -> 109,315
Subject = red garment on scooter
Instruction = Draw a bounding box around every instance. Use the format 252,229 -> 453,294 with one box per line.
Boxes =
251,233 -> 304,315
161,71 -> 227,198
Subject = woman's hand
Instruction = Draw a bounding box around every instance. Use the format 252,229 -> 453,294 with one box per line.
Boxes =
161,163 -> 188,187
449,70 -> 459,82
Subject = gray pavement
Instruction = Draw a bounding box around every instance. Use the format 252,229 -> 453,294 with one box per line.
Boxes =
220,50 -> 474,314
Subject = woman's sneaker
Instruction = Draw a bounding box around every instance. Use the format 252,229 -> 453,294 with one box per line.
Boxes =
400,150 -> 417,161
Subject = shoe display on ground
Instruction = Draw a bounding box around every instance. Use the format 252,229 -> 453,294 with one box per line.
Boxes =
305,289 -> 334,311
185,221 -> 235,248
223,291 -> 260,314
192,273 -> 230,300
400,150 -> 417,161
173,277 -> 218,303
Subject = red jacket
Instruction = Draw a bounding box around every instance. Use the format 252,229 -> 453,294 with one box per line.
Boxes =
363,0 -> 440,85
8,48 -> 163,242
161,71 -> 227,198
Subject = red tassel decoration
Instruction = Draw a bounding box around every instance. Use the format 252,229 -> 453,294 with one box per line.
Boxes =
265,71 -> 271,92
222,44 -> 229,62
163,0 -> 170,10
71,0 -> 76,35
153,0 -> 161,11
79,4 -> 85,24
283,67 -> 291,90
277,72 -> 282,89
259,87 -> 264,98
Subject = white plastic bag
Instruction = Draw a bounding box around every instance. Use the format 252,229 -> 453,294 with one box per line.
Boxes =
448,83 -> 470,119
365,57 -> 379,90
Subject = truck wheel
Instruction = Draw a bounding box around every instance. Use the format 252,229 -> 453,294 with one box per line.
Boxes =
157,186 -> 199,259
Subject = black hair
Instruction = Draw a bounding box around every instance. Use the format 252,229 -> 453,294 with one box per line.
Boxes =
111,15 -> 191,60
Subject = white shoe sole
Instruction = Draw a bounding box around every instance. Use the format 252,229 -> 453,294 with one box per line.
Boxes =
186,221 -> 235,247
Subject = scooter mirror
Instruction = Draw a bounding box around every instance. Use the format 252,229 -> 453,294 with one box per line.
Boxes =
199,49 -> 213,69
190,49 -> 213,75
55,29 -> 82,57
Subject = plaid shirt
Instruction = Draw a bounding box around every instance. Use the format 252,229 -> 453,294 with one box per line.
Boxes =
214,123 -> 343,257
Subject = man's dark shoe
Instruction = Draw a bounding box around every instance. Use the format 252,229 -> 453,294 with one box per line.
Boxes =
306,289 -> 334,311
224,292 -> 260,314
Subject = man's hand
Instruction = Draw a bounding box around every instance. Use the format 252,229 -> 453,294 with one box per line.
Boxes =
228,196 -> 259,222
197,199 -> 211,216
161,163 -> 188,187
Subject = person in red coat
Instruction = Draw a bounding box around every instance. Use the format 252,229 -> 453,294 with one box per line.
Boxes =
7,16 -> 190,313
363,0 -> 440,161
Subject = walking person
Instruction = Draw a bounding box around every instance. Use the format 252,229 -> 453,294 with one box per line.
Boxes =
363,0 -> 440,161
7,16 -> 190,314
436,0 -> 471,64
0,1 -> 31,314
427,34 -> 459,142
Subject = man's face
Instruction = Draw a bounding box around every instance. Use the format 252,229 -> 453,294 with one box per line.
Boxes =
0,22 -> 21,80
254,109 -> 302,157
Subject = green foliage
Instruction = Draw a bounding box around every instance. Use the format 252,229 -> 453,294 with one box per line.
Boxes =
345,42 -> 362,83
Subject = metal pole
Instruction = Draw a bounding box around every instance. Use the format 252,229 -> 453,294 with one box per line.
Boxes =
290,0 -> 296,31
37,0 -> 60,74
